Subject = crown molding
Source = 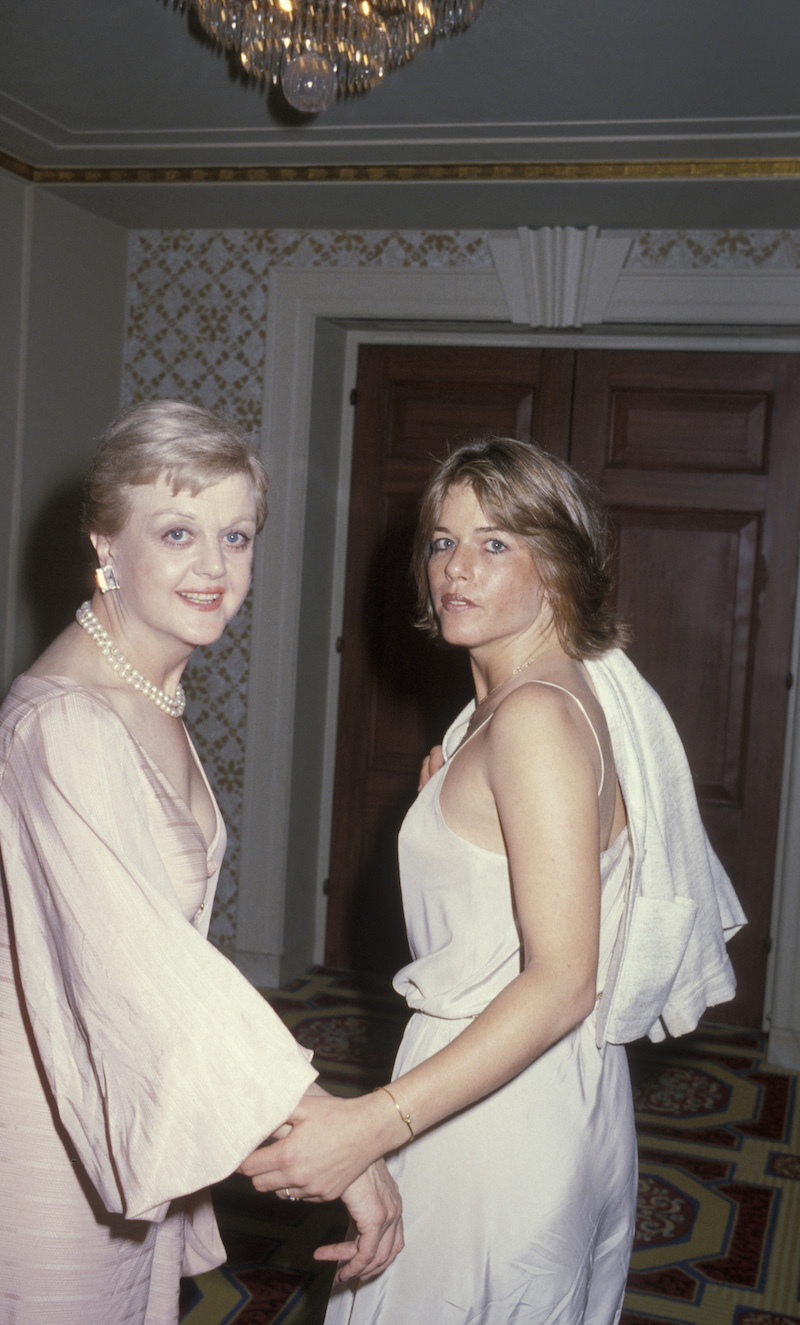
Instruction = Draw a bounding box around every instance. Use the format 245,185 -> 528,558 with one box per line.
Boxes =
5,149 -> 800,186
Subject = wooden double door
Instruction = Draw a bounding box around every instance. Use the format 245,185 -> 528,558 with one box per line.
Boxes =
325,345 -> 800,1027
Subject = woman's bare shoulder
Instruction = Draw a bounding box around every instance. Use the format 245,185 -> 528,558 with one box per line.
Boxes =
25,621 -> 92,682
488,675 -> 584,734
23,623 -> 136,722
494,664 -> 609,736
484,678 -> 604,796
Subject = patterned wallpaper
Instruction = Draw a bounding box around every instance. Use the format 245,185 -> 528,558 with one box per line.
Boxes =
628,230 -> 800,270
121,226 -> 800,949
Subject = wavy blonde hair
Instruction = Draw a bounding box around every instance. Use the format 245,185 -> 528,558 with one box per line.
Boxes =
411,437 -> 630,660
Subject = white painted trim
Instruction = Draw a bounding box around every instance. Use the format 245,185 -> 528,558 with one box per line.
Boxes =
766,541 -> 800,1065
608,270 -> 800,325
489,227 -> 633,327
767,1030 -> 800,1072
240,261 -> 800,1037
311,331 -> 361,965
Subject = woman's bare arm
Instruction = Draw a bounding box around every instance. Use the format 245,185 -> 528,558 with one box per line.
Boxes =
272,1080 -> 404,1281
241,685 -> 603,1200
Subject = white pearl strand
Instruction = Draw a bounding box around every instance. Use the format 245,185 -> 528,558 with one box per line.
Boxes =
76,602 -> 186,718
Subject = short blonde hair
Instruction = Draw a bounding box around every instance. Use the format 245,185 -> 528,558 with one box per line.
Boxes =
82,399 -> 269,537
411,437 -> 630,660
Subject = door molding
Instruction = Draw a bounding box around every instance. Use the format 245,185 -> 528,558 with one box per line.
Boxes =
241,261 -> 800,1070
488,227 -> 800,328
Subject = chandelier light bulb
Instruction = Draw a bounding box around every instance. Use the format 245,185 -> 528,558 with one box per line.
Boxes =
281,50 -> 338,112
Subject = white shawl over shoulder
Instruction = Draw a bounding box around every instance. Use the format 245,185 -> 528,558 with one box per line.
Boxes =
586,650 -> 746,1045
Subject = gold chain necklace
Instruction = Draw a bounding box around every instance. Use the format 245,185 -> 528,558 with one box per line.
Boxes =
75,602 -> 186,718
473,643 -> 562,716
474,653 -> 538,712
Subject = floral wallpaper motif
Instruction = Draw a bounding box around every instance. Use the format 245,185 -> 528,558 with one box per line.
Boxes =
121,230 -> 493,946
627,230 -> 800,270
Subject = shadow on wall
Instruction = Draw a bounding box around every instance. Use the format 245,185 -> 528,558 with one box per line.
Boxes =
22,480 -> 96,661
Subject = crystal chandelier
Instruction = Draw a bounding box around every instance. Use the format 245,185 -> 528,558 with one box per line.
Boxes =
181,0 -> 483,114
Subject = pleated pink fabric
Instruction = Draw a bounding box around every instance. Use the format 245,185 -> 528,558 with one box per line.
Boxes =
0,676 -> 316,1324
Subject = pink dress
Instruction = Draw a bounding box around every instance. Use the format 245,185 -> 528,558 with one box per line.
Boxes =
0,676 -> 316,1324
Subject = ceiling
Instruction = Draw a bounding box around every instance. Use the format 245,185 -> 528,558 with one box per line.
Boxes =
3,0 -> 800,229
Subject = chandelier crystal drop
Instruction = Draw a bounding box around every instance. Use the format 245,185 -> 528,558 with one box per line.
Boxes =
181,0 -> 483,112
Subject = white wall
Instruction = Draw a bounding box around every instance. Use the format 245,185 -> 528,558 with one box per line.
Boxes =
0,173 -> 128,687
0,172 -> 27,689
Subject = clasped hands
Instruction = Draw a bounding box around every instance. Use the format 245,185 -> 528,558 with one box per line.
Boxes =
241,746 -> 441,1282
239,1092 -> 403,1284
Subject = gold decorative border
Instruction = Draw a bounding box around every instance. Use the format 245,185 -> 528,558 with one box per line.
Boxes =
4,148 -> 800,185
0,150 -> 33,180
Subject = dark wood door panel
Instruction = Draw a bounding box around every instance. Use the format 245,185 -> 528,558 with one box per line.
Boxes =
613,511 -> 758,804
572,350 -> 800,1025
366,488 -> 471,773
367,344 -> 576,461
609,389 -> 770,472
387,381 -> 535,458
603,469 -> 768,513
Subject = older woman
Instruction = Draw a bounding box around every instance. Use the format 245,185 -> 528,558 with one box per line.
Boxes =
243,437 -> 745,1325
0,400 -> 401,1325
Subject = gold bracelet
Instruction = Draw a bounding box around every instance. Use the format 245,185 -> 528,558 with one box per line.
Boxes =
373,1084 -> 415,1140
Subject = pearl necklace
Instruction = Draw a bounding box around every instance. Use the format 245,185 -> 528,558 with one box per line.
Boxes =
76,602 -> 186,718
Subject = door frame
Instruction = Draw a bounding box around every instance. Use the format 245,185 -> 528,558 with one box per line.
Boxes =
237,263 -> 800,1069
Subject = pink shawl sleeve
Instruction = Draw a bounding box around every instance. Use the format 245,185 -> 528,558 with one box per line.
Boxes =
0,685 -> 316,1222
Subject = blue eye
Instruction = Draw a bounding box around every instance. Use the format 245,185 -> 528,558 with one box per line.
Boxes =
430,537 -> 454,554
165,529 -> 188,543
487,539 -> 507,553
224,531 -> 251,548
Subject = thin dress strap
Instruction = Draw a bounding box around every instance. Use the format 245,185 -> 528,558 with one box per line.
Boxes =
450,681 -> 605,797
520,680 -> 605,797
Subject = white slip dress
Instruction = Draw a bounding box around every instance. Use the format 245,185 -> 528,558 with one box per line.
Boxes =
325,684 -> 638,1325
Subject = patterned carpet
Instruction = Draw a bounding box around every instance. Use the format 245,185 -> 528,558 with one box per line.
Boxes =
180,968 -> 800,1325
